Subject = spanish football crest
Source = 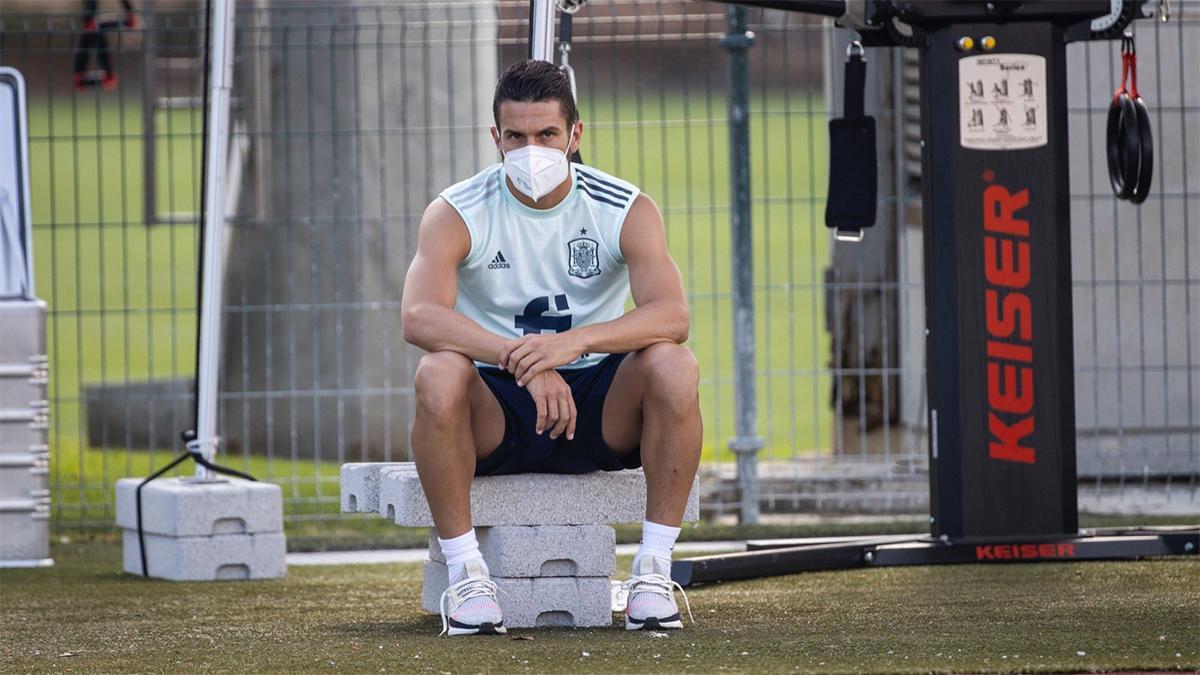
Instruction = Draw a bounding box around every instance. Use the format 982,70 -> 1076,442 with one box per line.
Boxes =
567,237 -> 601,279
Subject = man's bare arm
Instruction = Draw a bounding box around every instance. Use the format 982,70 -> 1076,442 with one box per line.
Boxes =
501,194 -> 689,383
575,194 -> 689,352
400,199 -> 509,364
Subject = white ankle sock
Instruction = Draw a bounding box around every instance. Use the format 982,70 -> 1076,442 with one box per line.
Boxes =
636,520 -> 681,569
438,529 -> 487,583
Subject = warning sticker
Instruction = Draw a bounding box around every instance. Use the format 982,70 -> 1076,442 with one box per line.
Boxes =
959,53 -> 1047,150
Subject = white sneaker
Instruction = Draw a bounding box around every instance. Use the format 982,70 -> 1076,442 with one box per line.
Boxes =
621,555 -> 693,631
438,559 -> 506,636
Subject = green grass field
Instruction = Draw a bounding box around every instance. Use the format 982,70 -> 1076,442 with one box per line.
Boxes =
1,542 -> 1196,673
27,90 -> 831,523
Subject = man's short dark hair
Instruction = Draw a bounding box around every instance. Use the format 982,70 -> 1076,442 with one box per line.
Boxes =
492,60 -> 579,129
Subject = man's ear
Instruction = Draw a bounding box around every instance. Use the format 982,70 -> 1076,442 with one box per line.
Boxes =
490,126 -> 501,154
569,121 -> 583,154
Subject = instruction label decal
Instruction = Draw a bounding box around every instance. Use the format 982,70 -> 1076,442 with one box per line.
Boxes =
959,54 -> 1047,151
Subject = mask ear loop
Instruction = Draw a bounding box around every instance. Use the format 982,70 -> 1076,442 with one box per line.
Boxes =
565,125 -> 578,163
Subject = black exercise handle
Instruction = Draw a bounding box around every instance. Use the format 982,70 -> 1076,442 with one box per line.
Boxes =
1106,33 -> 1153,204
1106,93 -> 1139,200
1129,96 -> 1153,204
824,41 -> 876,239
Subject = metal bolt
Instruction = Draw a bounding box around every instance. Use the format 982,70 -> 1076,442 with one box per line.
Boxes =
1185,541 -> 1196,553
864,551 -> 875,563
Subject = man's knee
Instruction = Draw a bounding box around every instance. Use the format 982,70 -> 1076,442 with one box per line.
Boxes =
638,343 -> 700,411
413,351 -> 475,418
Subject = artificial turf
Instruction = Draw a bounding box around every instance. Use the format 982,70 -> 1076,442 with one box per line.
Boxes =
1,541 -> 1196,673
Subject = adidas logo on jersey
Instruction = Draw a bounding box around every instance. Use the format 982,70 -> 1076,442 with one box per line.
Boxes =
487,250 -> 511,270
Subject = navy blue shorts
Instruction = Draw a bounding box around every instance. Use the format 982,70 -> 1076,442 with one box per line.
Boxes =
474,353 -> 642,476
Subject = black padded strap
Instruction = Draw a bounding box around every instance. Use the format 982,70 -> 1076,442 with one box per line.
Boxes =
825,44 -> 876,235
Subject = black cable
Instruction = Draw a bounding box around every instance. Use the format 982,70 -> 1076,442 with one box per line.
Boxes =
135,451 -> 192,577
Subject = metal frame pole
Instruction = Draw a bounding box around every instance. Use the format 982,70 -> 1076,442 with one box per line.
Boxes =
528,0 -> 556,61
193,0 -> 237,477
721,7 -> 763,524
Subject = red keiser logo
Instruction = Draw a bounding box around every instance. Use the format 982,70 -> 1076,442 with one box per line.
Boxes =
975,542 -> 1076,560
983,178 -> 1035,464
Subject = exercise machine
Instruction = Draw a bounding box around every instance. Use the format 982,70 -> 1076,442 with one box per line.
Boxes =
676,0 -> 1197,585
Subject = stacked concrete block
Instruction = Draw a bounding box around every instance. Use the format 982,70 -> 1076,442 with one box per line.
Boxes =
341,462 -> 699,628
114,477 -> 286,581
0,300 -> 52,568
422,560 -> 614,628
428,524 -> 616,577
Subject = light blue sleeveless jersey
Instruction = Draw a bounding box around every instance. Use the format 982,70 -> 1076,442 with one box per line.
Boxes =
439,162 -> 638,369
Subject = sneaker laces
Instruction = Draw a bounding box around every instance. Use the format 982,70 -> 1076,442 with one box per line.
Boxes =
438,574 -> 500,636
621,571 -> 695,625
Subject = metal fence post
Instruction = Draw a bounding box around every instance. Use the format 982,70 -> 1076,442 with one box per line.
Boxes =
721,7 -> 763,525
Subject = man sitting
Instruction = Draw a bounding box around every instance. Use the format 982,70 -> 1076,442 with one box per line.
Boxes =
400,60 -> 702,635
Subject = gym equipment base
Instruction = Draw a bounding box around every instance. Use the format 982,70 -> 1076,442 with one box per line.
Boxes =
671,527 -> 1198,587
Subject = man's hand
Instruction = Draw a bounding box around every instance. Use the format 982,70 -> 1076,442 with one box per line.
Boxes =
500,332 -> 584,386
523,370 -> 577,440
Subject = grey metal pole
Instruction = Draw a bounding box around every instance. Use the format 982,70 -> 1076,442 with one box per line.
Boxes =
193,0 -> 237,477
721,7 -> 763,525
528,0 -> 555,61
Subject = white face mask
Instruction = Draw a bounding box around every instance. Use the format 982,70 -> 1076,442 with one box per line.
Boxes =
502,128 -> 574,202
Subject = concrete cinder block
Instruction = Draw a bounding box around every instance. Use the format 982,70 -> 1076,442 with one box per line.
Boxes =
371,463 -> 699,526
115,477 -> 283,536
339,462 -> 404,513
421,560 -> 612,628
428,525 -> 616,577
122,530 -> 286,581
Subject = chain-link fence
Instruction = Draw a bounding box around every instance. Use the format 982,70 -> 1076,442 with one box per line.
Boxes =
1,0 -> 1196,529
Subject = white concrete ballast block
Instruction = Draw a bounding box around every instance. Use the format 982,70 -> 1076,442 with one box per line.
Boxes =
116,477 -> 283,536
115,477 -> 285,581
123,531 -> 286,581
428,525 -> 616,577
422,560 -> 612,628
341,462 -> 700,526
